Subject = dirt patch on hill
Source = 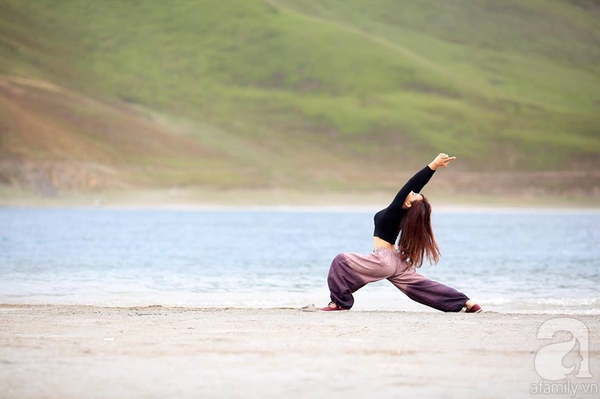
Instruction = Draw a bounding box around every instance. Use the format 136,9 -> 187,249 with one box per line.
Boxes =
0,75 -> 240,192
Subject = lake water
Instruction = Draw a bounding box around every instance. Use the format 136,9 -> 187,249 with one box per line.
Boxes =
1,207 -> 599,314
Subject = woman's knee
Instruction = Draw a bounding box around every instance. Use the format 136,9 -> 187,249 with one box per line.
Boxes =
331,253 -> 346,265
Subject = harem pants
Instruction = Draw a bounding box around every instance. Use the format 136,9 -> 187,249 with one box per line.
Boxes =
326,248 -> 469,312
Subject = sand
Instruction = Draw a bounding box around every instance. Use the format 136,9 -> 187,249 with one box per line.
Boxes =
1,305 -> 599,399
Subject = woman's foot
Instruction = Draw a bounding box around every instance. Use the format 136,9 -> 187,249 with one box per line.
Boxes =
320,301 -> 349,311
464,300 -> 483,313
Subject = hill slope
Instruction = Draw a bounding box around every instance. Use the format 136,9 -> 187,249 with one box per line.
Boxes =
1,0 -> 599,195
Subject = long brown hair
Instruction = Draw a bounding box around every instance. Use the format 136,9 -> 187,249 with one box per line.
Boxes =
398,195 -> 440,268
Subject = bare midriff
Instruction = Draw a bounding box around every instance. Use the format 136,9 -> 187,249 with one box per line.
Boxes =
373,236 -> 396,251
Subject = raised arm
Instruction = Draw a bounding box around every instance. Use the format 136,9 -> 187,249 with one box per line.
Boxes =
385,166 -> 435,213
386,153 -> 456,213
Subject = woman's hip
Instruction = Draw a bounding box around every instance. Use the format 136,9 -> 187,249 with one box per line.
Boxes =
332,250 -> 405,280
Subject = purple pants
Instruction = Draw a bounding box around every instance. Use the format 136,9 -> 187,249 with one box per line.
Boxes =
327,248 -> 469,312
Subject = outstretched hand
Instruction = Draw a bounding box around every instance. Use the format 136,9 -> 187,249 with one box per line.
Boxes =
429,153 -> 456,170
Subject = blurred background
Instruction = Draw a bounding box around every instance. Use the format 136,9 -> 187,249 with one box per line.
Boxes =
1,0 -> 599,206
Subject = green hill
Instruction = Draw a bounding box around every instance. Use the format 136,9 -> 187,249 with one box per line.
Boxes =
1,0 -> 599,197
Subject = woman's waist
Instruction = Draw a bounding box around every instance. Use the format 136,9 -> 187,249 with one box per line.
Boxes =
373,236 -> 398,253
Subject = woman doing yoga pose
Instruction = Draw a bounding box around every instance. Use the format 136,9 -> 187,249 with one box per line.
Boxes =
321,153 -> 482,313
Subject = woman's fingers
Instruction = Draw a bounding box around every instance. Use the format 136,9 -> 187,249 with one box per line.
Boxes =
433,153 -> 456,168
440,155 -> 456,167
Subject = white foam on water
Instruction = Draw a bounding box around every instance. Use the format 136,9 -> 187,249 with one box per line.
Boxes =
2,289 -> 598,315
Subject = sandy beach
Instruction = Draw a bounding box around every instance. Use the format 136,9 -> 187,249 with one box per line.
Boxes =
1,305 -> 598,399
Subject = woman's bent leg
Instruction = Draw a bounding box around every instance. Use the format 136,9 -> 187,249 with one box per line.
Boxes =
327,252 -> 395,309
387,267 -> 469,312
327,254 -> 366,309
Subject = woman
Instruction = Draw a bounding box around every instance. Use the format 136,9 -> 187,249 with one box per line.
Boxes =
321,153 -> 482,313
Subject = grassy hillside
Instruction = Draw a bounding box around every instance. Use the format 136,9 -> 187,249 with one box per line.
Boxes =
1,0 -> 599,195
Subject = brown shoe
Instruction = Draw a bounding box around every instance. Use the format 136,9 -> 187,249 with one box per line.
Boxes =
465,303 -> 483,313
320,301 -> 349,311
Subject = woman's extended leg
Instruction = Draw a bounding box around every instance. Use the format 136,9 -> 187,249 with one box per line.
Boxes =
386,266 -> 469,312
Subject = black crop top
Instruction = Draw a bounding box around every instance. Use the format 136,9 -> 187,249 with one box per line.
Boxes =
373,165 -> 435,244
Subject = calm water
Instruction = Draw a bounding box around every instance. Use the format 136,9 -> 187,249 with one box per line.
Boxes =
1,207 -> 599,313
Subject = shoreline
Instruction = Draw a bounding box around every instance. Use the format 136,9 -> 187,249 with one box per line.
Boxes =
3,201 -> 600,214
2,304 -> 599,399
2,187 -> 599,211
1,303 -> 598,316
7,207 -> 600,216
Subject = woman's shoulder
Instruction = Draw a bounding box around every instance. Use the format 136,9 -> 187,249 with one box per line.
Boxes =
375,207 -> 405,223
374,208 -> 387,220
